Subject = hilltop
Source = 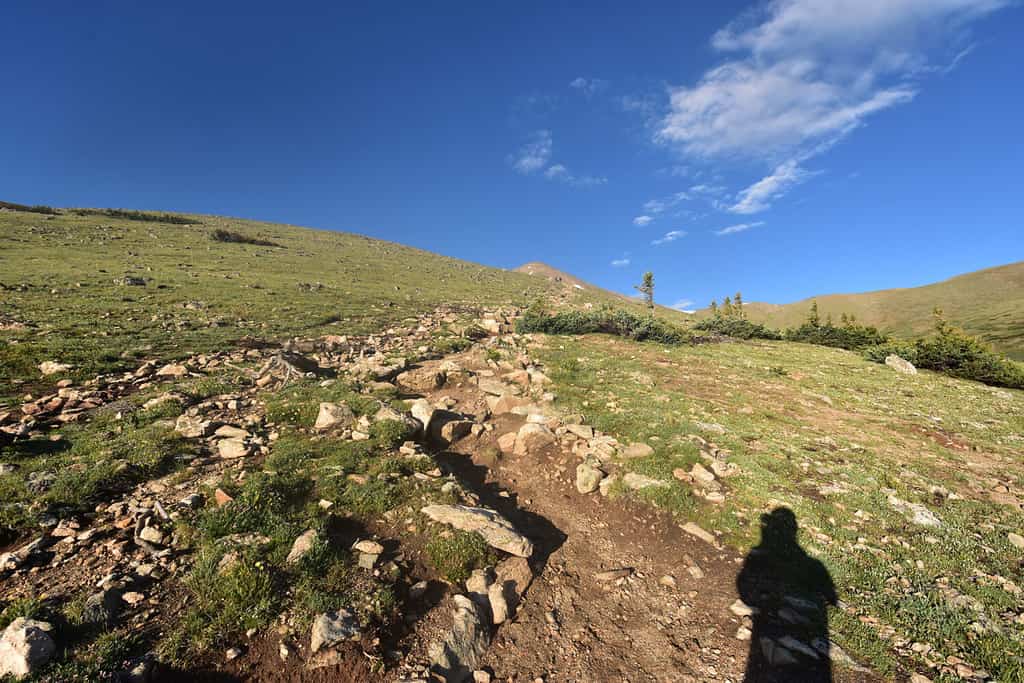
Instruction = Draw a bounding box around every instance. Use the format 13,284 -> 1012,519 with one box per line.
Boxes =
730,261 -> 1024,360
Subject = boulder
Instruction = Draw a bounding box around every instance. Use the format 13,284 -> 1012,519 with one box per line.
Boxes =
513,423 -> 556,456
0,618 -> 55,679
156,363 -> 189,378
622,472 -> 669,490
885,355 -> 917,375
314,402 -> 355,431
217,438 -> 251,459
174,414 -> 214,438
397,367 -> 447,393
421,505 -> 533,557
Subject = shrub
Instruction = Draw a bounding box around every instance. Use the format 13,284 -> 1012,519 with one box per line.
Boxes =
693,317 -> 781,340
517,305 -> 689,345
210,229 -> 281,247
0,201 -> 60,215
785,320 -> 887,350
70,208 -> 199,224
862,315 -> 1024,389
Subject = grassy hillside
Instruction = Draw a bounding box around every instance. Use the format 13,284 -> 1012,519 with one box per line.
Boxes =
0,207 -> 557,400
731,261 -> 1024,359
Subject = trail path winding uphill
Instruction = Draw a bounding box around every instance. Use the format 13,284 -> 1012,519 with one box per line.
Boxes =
404,349 -> 881,683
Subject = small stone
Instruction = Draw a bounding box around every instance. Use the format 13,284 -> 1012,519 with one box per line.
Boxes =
1008,532 -> 1024,549
885,354 -> 917,375
736,626 -> 752,641
310,609 -> 360,652
352,539 -> 384,554
680,522 -> 716,546
622,472 -> 669,490
729,599 -> 754,617
314,402 -> 355,431
214,488 -> 234,507
286,529 -> 318,564
575,461 -> 604,494
621,443 -> 654,459
225,647 -> 242,661
513,423 -> 556,456
659,575 -> 677,589
121,592 -> 145,606
594,568 -> 632,582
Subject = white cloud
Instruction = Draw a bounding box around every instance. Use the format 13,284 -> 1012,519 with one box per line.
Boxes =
715,220 -> 766,235
611,257 -> 631,267
652,229 -> 687,246
655,0 -> 1007,206
570,77 -> 609,96
633,215 -> 654,226
510,131 -> 606,187
670,298 -> 696,313
643,191 -> 691,216
509,130 -> 552,174
729,161 -> 820,213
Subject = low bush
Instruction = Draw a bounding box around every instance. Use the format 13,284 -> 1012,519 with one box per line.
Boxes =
425,530 -> 496,584
693,317 -> 781,340
517,305 -> 689,345
862,315 -> 1024,389
70,208 -> 199,224
785,321 -> 887,350
210,229 -> 281,247
0,201 -> 60,215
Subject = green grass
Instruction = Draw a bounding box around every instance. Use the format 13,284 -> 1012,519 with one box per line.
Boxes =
0,208 -> 561,403
531,332 -> 1024,679
425,529 -> 497,584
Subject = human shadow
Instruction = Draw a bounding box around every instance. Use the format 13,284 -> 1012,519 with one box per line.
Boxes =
737,507 -> 837,682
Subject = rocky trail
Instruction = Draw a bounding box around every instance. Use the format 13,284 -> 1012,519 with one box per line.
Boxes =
0,308 -> 883,682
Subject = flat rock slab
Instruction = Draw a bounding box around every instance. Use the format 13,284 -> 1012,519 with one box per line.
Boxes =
421,504 -> 534,558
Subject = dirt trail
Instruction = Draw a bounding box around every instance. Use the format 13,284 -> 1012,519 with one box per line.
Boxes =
412,350 -> 881,683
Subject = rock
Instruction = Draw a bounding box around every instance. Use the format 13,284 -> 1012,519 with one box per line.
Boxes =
488,582 -> 508,624
575,460 -> 604,494
175,415 -> 214,438
487,394 -> 527,415
887,495 -> 941,527
434,414 -> 474,445
83,588 -> 122,627
885,354 -> 917,375
1008,532 -> 1024,549
493,556 -> 533,612
0,618 -> 56,679
38,361 -> 71,376
477,377 -> 513,397
310,609 -> 360,653
214,488 -> 234,506
594,568 -> 632,582
622,472 -> 669,490
409,399 -> 436,434
513,423 -> 556,456
217,438 -> 250,459
497,432 -> 517,453
286,529 -> 318,564
680,522 -> 717,546
352,539 -> 384,554
465,569 -> 491,611
156,363 -> 189,378
565,423 -> 594,439
421,505 -> 533,558
137,525 -> 165,545
694,421 -> 726,435
314,402 -> 355,431
429,595 -> 489,682
690,463 -> 716,485
910,674 -> 932,683
225,647 -> 242,661
729,599 -> 755,617
397,367 -> 447,393
214,425 -> 250,439
659,575 -> 677,589
598,474 -> 618,497
621,442 -> 654,459
179,493 -> 204,510
121,591 -> 145,606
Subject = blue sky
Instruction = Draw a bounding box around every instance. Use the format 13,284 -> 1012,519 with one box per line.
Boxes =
3,0 -> 1022,310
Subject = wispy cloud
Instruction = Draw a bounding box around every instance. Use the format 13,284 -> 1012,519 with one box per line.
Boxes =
652,229 -> 687,246
670,298 -> 696,313
654,0 -> 1007,210
509,130 -> 606,187
569,77 -> 609,97
509,130 -> 553,174
545,163 -> 608,187
632,215 -> 654,226
715,220 -> 765,236
729,160 -> 821,213
610,257 -> 631,267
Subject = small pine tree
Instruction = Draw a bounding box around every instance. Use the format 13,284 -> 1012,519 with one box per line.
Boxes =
634,272 -> 654,310
826,313 -> 833,327
709,300 -> 719,317
807,300 -> 820,327
933,307 -> 951,336
722,296 -> 733,317
733,292 -> 745,319
840,312 -> 849,326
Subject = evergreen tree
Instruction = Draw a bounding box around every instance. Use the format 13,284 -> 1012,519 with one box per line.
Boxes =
709,300 -> 719,317
807,300 -> 821,327
634,271 -> 655,310
722,296 -> 733,317
734,292 -> 745,319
